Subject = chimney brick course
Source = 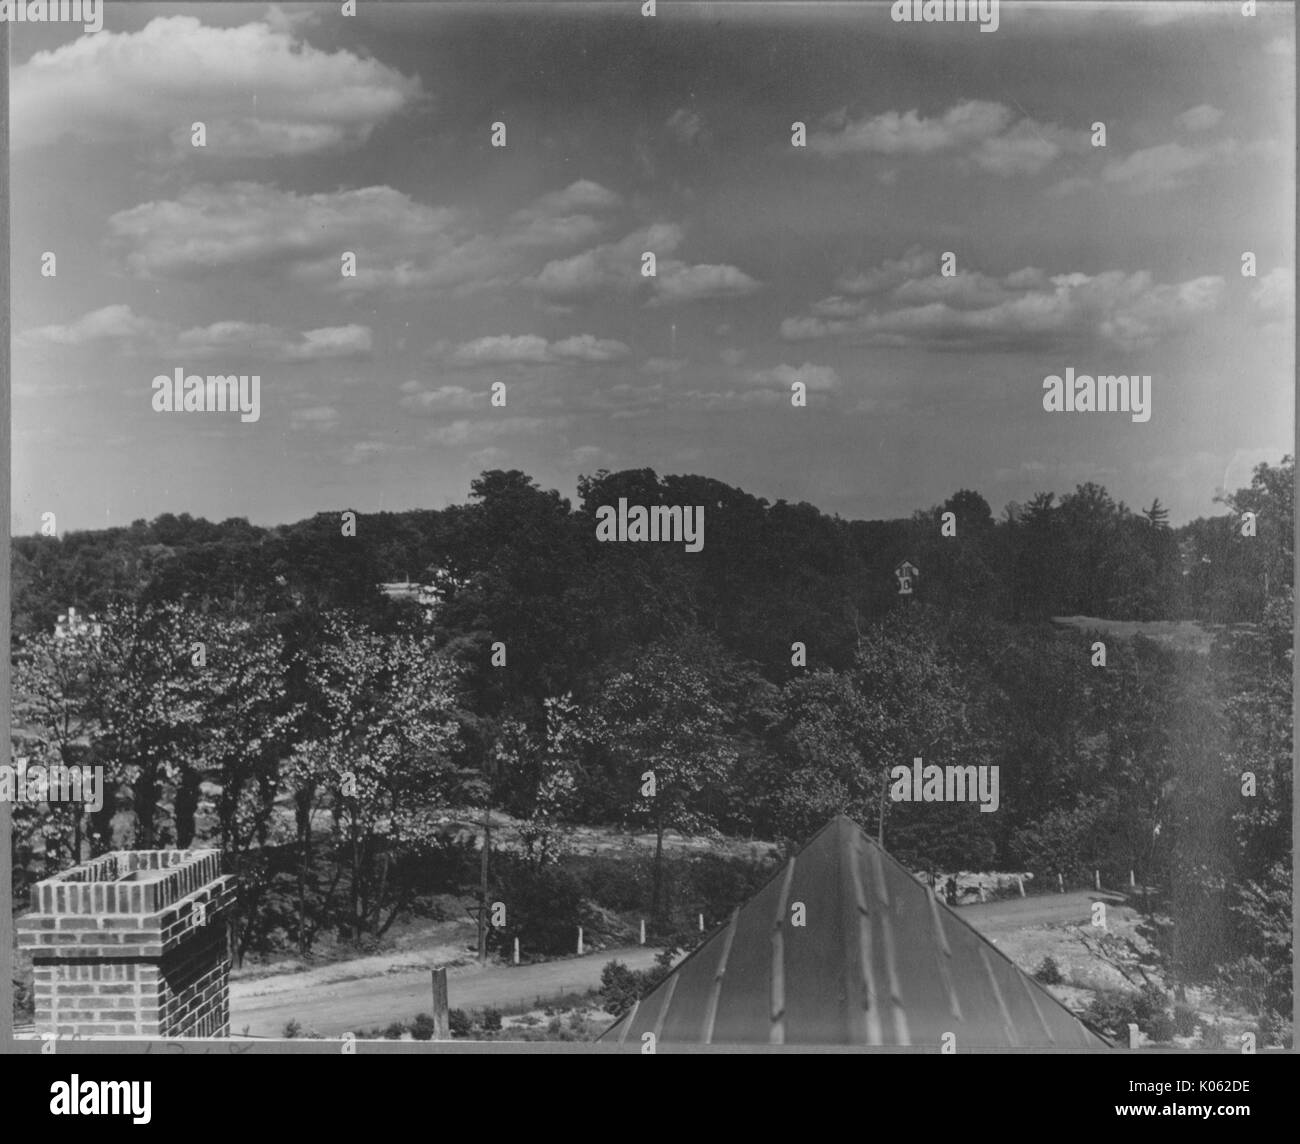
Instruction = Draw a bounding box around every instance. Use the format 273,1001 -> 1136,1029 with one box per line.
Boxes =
18,850 -> 235,1038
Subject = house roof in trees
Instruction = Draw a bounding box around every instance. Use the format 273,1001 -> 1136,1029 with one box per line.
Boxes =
600,815 -> 1111,1049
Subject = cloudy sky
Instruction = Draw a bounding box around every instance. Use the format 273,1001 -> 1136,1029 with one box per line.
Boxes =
9,0 -> 1295,534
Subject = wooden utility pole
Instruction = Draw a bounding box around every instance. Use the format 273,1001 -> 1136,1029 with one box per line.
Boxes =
476,805 -> 491,965
431,968 -> 449,1040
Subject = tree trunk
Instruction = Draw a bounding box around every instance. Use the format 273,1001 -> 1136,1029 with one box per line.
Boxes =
174,766 -> 200,849
349,820 -> 362,944
134,766 -> 158,848
295,785 -> 314,957
477,810 -> 491,964
652,822 -> 665,921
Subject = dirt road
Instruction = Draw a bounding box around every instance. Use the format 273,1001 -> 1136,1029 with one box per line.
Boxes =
231,891 -> 1128,1037
231,946 -> 660,1037
959,890 -> 1127,936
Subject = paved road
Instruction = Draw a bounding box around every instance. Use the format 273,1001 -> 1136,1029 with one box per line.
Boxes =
231,891 -> 1129,1037
231,946 -> 660,1037
958,890 -> 1128,936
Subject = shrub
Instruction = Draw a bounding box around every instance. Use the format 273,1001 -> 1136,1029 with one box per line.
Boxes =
282,1019 -> 303,1039
1034,956 -> 1064,985
448,1008 -> 472,1037
410,1013 -> 437,1041
383,1021 -> 407,1040
1257,1008 -> 1291,1049
599,960 -> 644,1018
599,957 -> 675,1018
1084,985 -> 1173,1041
488,860 -> 587,957
578,858 -> 652,913
1136,985 -> 1174,1042
1172,1002 -> 1199,1038
1199,1020 -> 1225,1049
482,1008 -> 503,1033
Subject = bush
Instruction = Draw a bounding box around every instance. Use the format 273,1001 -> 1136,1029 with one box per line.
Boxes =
1172,1002 -> 1198,1038
599,956 -> 674,1017
448,1008 -> 472,1037
1257,1008 -> 1291,1049
384,1021 -> 407,1040
488,860 -> 588,957
1199,1020 -> 1225,1049
577,857 -> 652,913
686,853 -> 769,920
1084,985 -> 1173,1041
1034,956 -> 1064,985
282,1019 -> 303,1039
410,1013 -> 436,1041
482,1008 -> 503,1033
1137,985 -> 1174,1041
600,960 -> 644,1018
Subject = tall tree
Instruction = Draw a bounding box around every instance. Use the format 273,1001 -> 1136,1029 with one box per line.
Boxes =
588,642 -> 738,919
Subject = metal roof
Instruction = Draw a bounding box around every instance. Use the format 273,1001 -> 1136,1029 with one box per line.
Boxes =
601,815 -> 1111,1049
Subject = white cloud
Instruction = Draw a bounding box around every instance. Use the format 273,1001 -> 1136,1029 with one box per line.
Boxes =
446,334 -> 630,366
835,247 -> 938,295
745,362 -> 841,392
11,15 -> 422,155
1177,104 -> 1224,132
783,261 -> 1226,352
527,224 -> 761,306
1054,138 -> 1281,197
1100,142 -> 1221,194
809,100 -> 1088,176
290,405 -> 341,431
642,357 -> 688,375
1251,267 -> 1294,316
344,440 -> 407,465
570,444 -> 613,469
650,262 -> 762,306
503,179 -> 623,248
426,416 -> 572,448
400,385 -> 482,414
19,304 -> 165,348
526,224 -> 684,300
20,306 -> 372,362
108,179 -> 621,294
174,322 -> 372,362
280,326 -> 374,362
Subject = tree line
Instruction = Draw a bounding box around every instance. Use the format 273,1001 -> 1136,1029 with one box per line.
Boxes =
9,458 -> 1292,1024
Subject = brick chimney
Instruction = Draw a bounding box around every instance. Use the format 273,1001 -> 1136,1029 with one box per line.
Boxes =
18,850 -> 236,1038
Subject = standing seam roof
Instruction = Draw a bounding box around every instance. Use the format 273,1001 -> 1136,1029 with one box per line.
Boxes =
601,815 -> 1112,1049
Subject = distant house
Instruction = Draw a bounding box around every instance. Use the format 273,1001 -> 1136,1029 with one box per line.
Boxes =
377,567 -> 465,612
54,607 -> 102,640
895,560 -> 920,595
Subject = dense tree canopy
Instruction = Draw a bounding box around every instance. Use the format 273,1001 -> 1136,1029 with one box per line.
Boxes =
10,457 -> 1292,1023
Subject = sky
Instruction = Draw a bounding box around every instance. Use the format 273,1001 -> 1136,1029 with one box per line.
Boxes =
8,0 -> 1296,534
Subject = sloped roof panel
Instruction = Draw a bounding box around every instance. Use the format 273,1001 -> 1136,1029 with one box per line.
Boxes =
602,816 -> 1110,1049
